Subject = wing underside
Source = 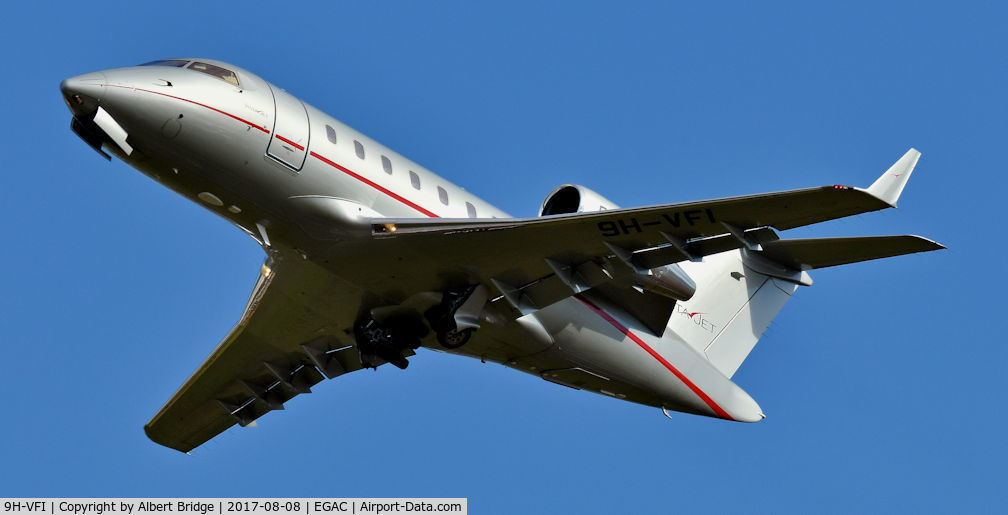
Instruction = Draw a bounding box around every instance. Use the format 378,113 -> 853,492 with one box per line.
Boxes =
144,253 -> 378,453
344,150 -> 938,329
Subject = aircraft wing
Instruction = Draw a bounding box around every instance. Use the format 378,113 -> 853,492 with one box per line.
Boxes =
144,251 -> 379,453
375,149 -> 920,246
345,150 -> 937,327
369,181 -> 892,267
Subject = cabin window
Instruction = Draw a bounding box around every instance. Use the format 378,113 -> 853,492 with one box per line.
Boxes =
187,61 -> 240,86
354,140 -> 365,159
325,125 -> 337,144
438,186 -> 449,205
409,171 -> 421,189
466,202 -> 477,218
381,155 -> 393,175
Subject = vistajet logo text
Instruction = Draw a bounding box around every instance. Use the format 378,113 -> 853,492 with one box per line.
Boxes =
676,305 -> 718,334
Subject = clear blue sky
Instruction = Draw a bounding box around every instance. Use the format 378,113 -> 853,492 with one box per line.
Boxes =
2,1 -> 1003,512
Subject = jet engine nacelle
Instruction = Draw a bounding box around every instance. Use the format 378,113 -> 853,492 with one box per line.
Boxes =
539,184 -> 619,216
538,184 -> 696,301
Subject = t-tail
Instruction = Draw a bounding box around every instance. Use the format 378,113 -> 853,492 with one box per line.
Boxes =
667,149 -> 942,379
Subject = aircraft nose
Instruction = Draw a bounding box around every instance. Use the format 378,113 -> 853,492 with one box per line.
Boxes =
60,71 -> 106,115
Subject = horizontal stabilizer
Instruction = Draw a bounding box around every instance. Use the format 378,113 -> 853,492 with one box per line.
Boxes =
758,235 -> 945,271
867,149 -> 920,207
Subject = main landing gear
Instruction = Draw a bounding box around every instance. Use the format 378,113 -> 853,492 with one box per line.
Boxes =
354,314 -> 427,369
425,285 -> 488,349
355,285 -> 488,368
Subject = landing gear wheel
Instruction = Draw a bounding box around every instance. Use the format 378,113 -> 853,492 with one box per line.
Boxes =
426,285 -> 482,350
437,327 -> 473,349
354,314 -> 428,369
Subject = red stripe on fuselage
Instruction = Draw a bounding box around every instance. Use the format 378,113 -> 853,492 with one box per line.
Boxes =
101,84 -> 438,218
103,84 -> 271,133
573,295 -> 734,420
275,134 -> 304,150
309,151 -> 439,218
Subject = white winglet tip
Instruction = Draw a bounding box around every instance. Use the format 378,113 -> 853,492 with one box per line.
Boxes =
867,148 -> 921,207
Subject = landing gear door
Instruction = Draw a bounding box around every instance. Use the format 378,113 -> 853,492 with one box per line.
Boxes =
267,85 -> 309,170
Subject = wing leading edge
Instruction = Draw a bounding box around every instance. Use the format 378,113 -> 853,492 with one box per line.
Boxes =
144,252 -> 378,453
374,149 -> 925,245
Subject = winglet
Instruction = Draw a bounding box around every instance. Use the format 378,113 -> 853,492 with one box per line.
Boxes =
867,148 -> 920,207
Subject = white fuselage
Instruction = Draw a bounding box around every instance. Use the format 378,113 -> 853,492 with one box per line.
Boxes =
61,58 -> 766,424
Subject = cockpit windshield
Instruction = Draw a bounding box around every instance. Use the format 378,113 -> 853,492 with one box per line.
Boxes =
139,59 -> 190,68
187,61 -> 240,87
137,59 -> 241,87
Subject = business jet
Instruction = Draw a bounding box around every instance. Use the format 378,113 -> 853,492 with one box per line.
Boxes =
60,58 -> 943,453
